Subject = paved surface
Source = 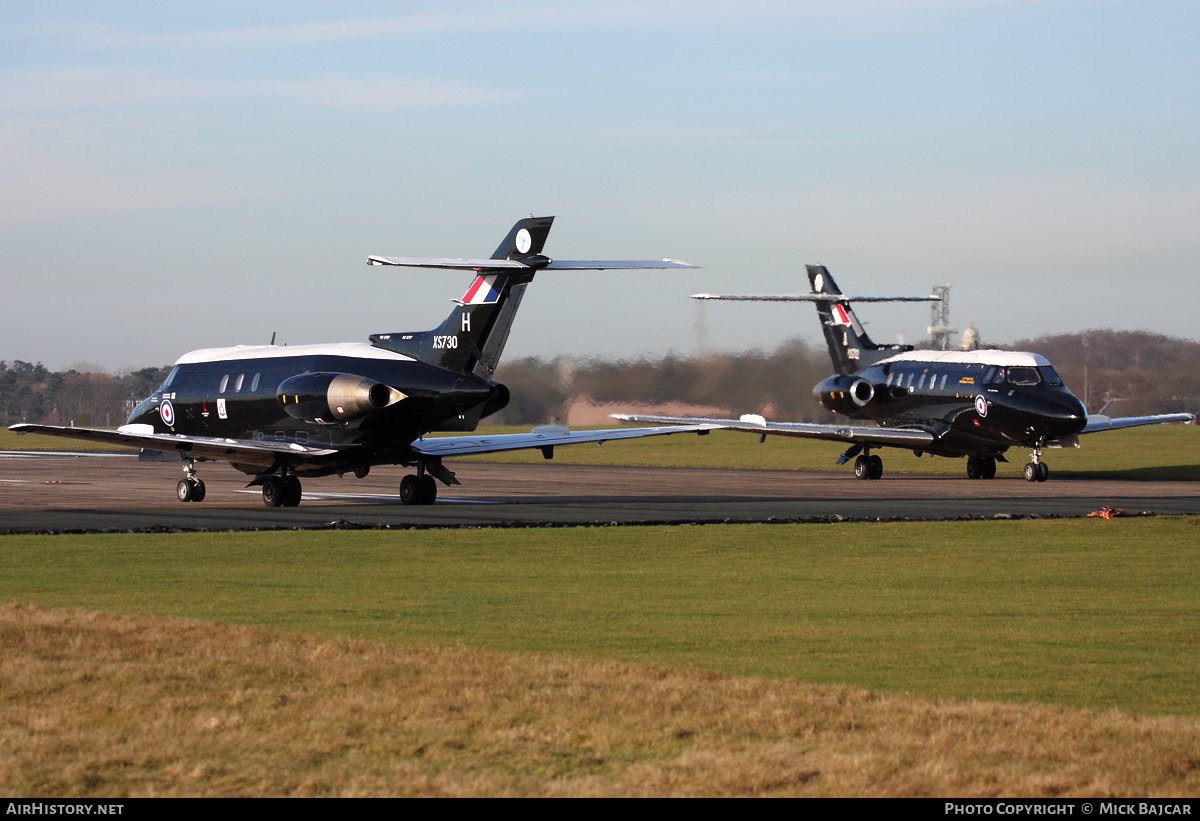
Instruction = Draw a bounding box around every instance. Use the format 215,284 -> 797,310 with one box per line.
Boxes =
2,451 -> 1197,532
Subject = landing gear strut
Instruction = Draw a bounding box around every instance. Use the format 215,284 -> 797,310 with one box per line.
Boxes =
1024,443 -> 1049,483
176,458 -> 206,503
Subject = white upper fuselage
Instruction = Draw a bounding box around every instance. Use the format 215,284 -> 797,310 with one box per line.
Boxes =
876,350 -> 1052,368
175,342 -> 416,365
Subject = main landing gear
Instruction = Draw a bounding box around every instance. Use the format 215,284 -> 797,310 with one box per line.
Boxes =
853,451 -> 884,480
400,473 -> 437,505
176,458 -> 206,503
965,455 -> 998,480
262,473 -> 303,507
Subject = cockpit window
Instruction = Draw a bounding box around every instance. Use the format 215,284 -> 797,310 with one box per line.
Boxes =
161,366 -> 179,390
1039,366 -> 1062,386
1006,366 -> 1042,386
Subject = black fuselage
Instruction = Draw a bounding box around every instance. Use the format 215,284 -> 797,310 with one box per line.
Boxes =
127,345 -> 504,476
814,352 -> 1088,458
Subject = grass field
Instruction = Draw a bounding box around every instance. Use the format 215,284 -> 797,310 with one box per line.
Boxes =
4,519 -> 1199,716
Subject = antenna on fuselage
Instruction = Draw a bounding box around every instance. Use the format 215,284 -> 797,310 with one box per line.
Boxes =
270,331 -> 277,346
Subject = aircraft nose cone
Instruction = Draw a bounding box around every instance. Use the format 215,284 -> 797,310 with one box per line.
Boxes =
1045,396 -> 1087,434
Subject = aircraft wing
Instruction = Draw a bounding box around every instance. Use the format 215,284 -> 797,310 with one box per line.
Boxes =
692,293 -> 939,302
7,424 -> 340,461
611,414 -> 937,447
410,423 -> 721,458
367,256 -> 697,270
1081,413 -> 1195,434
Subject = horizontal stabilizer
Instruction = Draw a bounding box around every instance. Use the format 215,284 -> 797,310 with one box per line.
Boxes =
692,293 -> 939,302
369,256 -> 698,271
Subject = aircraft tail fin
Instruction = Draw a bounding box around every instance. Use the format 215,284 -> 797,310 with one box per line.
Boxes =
369,216 -> 554,378
693,267 -> 938,376
806,265 -> 916,374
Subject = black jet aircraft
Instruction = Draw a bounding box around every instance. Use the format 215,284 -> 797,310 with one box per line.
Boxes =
617,265 -> 1193,482
10,216 -> 713,506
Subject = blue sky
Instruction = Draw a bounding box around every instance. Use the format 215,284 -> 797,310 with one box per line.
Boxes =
2,1 -> 1197,371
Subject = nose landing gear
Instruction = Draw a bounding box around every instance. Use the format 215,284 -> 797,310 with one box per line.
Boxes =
1024,442 -> 1049,482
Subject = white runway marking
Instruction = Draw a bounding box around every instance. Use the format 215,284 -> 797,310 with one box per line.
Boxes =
0,450 -> 135,459
233,489 -> 500,505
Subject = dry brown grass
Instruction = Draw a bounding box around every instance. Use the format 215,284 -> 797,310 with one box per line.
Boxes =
3,602 -> 1199,797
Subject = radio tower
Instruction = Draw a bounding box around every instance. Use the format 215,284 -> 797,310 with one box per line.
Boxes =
928,284 -> 956,351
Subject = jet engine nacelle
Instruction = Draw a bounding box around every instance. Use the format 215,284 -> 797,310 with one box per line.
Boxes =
277,372 -> 406,425
815,374 -> 876,414
480,381 -> 510,419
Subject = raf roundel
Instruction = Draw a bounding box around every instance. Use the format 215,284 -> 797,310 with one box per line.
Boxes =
515,228 -> 532,254
975,395 -> 988,418
159,399 -> 175,427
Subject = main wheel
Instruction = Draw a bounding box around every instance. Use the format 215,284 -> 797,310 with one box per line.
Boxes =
1024,463 -> 1038,482
982,458 -> 997,480
1036,462 -> 1049,482
284,476 -> 302,507
421,475 -> 437,504
869,454 -> 883,480
191,479 -> 206,502
262,476 -> 285,507
400,474 -> 421,505
177,478 -> 195,503
854,456 -> 871,480
967,456 -> 982,479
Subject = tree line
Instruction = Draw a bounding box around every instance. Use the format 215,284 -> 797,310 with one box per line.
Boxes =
3,329 -> 1197,428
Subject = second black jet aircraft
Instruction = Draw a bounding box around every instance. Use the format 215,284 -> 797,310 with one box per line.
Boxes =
617,264 -> 1193,481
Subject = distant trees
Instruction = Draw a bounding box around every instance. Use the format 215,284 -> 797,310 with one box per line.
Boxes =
0,361 -> 171,427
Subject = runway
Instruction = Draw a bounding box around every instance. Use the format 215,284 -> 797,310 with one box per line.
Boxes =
1,451 -> 1197,533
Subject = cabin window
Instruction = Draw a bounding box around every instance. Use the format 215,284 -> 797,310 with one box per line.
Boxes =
939,374 -> 947,390
1039,367 -> 1062,386
219,374 -> 229,394
886,372 -> 894,387
904,372 -> 913,389
1006,367 -> 1041,386
251,373 -> 261,392
917,373 -> 926,390
235,374 -> 245,392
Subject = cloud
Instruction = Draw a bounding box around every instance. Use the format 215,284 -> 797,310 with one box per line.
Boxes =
16,1 -> 1051,51
0,70 -> 516,114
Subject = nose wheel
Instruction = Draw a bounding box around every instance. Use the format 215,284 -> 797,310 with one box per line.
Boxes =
1024,444 -> 1049,482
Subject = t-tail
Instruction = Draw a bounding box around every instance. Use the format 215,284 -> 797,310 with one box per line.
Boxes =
368,216 -> 697,379
693,265 -> 940,376
368,216 -> 555,378
805,265 -> 920,375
